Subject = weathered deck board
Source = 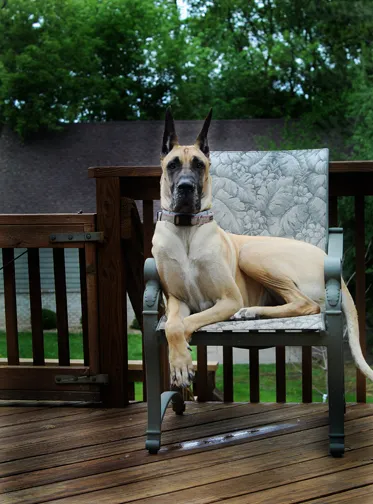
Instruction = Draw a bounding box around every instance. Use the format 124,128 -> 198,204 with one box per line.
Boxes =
0,403 -> 372,504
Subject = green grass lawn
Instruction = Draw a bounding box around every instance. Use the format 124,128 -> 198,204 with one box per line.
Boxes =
1,330 -> 372,403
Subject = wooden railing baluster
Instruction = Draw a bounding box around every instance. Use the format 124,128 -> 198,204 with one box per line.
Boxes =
249,348 -> 260,403
142,200 -> 155,401
223,347 -> 234,401
276,347 -> 286,402
79,248 -> 90,367
197,344 -> 208,402
329,195 -> 339,227
302,348 -> 313,403
28,248 -> 44,366
143,201 -> 154,260
53,248 -> 70,366
2,248 -> 19,365
355,195 -> 366,403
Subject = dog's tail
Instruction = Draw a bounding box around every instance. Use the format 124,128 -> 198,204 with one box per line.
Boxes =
342,280 -> 373,381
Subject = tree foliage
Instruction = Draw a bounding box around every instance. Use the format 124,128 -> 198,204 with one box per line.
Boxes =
1,0 -> 373,142
0,0 -> 181,136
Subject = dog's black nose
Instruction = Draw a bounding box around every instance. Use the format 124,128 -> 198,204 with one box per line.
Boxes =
177,180 -> 195,194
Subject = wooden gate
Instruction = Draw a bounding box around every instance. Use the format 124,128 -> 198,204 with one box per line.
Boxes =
0,214 -> 103,402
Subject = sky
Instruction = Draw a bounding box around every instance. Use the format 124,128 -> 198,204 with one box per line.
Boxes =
176,0 -> 188,20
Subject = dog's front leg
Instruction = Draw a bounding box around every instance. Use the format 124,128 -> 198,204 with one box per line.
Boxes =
183,290 -> 243,341
165,295 -> 194,388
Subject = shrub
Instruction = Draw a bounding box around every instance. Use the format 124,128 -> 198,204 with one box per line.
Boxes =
130,318 -> 141,330
42,309 -> 57,330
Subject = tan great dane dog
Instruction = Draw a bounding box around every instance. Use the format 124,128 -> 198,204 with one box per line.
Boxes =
152,108 -> 373,388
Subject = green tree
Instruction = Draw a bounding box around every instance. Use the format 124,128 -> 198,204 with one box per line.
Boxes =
179,0 -> 373,130
0,0 -> 182,136
348,42 -> 373,159
2,0 -> 373,143
80,0 -> 182,122
0,0 -> 96,137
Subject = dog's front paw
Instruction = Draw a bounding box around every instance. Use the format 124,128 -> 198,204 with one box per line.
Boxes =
231,308 -> 260,321
169,346 -> 194,388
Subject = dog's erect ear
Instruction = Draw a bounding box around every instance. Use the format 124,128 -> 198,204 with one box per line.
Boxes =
161,107 -> 179,158
195,108 -> 212,157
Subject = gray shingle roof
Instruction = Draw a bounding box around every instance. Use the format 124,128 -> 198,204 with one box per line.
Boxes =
0,119 -> 287,214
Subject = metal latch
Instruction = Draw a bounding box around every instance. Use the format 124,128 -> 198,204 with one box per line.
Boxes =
49,232 -> 104,243
55,374 -> 109,385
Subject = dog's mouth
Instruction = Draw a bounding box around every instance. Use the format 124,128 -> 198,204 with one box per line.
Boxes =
172,190 -> 201,214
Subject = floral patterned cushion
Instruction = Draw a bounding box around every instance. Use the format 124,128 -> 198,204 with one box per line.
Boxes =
210,149 -> 329,250
157,314 -> 325,332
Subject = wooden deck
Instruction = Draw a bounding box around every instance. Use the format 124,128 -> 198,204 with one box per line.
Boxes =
0,402 -> 373,503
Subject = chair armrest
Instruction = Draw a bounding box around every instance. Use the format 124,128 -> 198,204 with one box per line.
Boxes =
324,228 -> 343,312
143,258 -> 162,315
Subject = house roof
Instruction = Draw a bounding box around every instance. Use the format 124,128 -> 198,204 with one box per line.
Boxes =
0,119 -> 286,214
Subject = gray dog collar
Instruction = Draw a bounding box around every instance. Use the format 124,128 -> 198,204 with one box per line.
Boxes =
157,209 -> 214,226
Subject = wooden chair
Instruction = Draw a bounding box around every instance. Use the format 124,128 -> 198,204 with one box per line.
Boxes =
143,149 -> 345,457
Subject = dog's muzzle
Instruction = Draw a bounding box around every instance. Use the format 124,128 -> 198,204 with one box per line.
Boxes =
173,177 -> 199,213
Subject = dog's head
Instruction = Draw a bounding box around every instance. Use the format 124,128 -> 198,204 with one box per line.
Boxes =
160,108 -> 212,214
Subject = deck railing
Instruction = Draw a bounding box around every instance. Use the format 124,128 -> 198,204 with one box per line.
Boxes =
0,214 -> 101,402
0,161 -> 371,406
89,160 -> 373,406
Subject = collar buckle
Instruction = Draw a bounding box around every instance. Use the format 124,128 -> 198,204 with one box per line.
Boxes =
174,214 -> 192,226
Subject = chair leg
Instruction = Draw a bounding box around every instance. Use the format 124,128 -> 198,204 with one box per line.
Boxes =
144,318 -> 162,454
327,314 -> 345,457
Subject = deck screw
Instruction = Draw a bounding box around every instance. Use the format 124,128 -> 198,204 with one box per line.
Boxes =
51,235 -> 56,241
56,377 -> 61,382
68,234 -> 73,240
86,233 -> 91,240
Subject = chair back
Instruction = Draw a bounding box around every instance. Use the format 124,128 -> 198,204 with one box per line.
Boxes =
210,149 -> 329,250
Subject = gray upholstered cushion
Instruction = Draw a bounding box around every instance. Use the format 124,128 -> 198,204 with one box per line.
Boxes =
157,314 -> 325,333
210,149 -> 329,250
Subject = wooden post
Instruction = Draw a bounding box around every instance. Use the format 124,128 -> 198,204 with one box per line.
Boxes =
96,177 -> 128,407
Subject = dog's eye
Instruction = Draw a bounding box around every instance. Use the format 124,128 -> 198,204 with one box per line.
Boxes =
196,161 -> 205,169
168,162 -> 177,170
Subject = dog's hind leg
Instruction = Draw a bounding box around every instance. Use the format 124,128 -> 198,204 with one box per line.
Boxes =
234,245 -> 320,320
165,295 -> 194,387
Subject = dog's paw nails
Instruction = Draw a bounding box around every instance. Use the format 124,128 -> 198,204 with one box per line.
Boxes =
170,356 -> 194,388
187,343 -> 192,352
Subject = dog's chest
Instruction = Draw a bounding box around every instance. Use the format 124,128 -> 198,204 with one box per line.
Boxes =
177,255 -> 213,312
153,223 -> 218,313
